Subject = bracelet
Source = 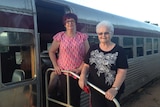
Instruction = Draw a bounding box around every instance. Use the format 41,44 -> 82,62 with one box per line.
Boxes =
111,87 -> 119,91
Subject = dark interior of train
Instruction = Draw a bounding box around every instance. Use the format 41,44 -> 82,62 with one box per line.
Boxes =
1,32 -> 33,83
36,1 -> 66,52
35,2 -> 67,105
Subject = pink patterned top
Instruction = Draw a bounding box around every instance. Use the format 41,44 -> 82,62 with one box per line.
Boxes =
53,31 -> 88,70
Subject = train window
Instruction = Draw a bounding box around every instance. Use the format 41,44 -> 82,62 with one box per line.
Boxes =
88,36 -> 94,45
112,37 -> 119,45
123,37 -> 133,59
88,35 -> 98,46
47,43 -> 52,51
136,38 -> 144,46
146,38 -> 152,55
137,47 -> 143,56
136,38 -> 144,57
153,39 -> 158,53
123,37 -> 133,46
94,36 -> 99,44
124,48 -> 133,59
0,31 -> 35,84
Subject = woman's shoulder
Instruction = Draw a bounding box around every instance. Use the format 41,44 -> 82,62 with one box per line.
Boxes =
53,31 -> 65,38
55,31 -> 65,36
76,31 -> 88,37
114,44 -> 125,52
76,31 -> 88,40
115,44 -> 123,49
53,31 -> 65,41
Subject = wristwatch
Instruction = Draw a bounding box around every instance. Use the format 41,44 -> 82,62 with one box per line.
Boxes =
112,87 -> 119,91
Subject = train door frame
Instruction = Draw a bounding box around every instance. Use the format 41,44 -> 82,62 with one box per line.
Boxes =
0,0 -> 42,106
35,1 -> 73,106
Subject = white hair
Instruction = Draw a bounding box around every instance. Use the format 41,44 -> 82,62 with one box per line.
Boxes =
96,20 -> 114,35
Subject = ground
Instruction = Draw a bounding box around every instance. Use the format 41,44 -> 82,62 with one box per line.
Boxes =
122,77 -> 160,107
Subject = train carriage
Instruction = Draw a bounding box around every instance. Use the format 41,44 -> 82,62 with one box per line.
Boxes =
0,0 -> 160,107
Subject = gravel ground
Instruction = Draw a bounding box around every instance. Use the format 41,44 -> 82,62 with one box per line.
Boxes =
121,77 -> 160,107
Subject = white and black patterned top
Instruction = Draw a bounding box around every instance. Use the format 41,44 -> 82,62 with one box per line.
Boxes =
84,44 -> 128,93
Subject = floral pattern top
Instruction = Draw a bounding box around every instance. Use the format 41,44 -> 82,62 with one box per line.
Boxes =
85,44 -> 128,91
53,31 -> 88,70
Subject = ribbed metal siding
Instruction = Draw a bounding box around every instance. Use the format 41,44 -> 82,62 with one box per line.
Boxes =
122,54 -> 160,98
80,92 -> 90,107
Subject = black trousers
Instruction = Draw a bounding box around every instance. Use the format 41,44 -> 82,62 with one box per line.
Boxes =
90,87 -> 121,107
59,74 -> 82,107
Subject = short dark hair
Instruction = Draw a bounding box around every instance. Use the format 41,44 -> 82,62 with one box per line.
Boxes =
63,13 -> 78,24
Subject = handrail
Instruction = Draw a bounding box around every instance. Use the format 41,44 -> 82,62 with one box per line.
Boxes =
45,68 -> 73,107
46,68 -> 120,107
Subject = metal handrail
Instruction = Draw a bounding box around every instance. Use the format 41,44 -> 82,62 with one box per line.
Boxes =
46,68 -> 120,107
45,68 -> 73,107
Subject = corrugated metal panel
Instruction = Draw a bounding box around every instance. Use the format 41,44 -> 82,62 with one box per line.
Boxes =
122,54 -> 160,98
80,92 -> 90,107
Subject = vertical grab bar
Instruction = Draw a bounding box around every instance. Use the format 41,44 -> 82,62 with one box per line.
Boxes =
45,68 -> 73,107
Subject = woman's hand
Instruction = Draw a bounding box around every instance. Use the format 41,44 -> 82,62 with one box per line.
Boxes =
54,66 -> 61,75
72,62 -> 84,74
78,75 -> 86,90
105,88 -> 118,101
72,68 -> 81,74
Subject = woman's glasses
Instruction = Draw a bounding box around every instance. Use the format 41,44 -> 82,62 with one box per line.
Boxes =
97,32 -> 110,36
65,20 -> 75,24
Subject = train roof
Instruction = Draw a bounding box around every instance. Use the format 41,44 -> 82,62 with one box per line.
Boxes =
39,0 -> 160,33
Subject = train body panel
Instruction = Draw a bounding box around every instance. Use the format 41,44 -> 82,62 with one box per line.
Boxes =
47,0 -> 160,33
123,54 -> 160,98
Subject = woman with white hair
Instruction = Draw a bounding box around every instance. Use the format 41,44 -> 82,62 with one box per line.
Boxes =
79,20 -> 128,107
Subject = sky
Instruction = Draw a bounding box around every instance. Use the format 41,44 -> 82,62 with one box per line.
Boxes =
65,0 -> 160,26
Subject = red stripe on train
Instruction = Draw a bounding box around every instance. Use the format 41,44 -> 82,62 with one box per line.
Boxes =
0,11 -> 34,29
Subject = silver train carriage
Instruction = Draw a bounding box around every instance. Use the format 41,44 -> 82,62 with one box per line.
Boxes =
0,0 -> 160,107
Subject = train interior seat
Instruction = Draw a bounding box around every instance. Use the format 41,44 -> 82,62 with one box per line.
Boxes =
12,69 -> 25,82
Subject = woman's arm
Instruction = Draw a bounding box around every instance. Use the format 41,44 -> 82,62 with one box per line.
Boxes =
84,39 -> 90,54
105,68 -> 127,100
78,63 -> 89,89
112,68 -> 127,89
49,40 -> 61,74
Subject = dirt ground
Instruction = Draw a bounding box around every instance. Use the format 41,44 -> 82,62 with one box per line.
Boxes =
121,77 -> 160,107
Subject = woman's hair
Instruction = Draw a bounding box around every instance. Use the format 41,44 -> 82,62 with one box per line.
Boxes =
96,20 -> 114,35
63,13 -> 78,24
